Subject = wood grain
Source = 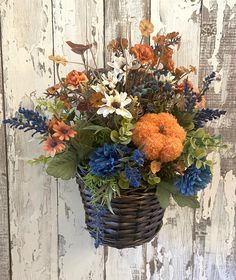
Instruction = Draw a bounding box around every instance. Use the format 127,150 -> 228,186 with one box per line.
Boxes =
0,9 -> 11,280
193,0 -> 236,279
1,1 -> 58,279
52,0 -> 105,279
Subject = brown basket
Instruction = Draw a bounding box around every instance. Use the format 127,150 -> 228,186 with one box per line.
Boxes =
77,175 -> 165,249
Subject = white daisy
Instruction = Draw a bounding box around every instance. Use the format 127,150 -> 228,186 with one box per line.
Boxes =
97,91 -> 132,119
159,72 -> 175,84
91,83 -> 107,94
101,71 -> 118,89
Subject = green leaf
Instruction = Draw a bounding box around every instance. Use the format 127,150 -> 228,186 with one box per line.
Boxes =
156,187 -> 171,208
118,172 -> 130,189
196,159 -> 202,169
28,155 -> 49,165
195,148 -> 206,159
172,194 -> 200,208
81,125 -> 111,134
46,150 -> 77,180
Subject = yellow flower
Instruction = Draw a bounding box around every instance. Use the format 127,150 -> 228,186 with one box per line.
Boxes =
48,55 -> 67,66
139,19 -> 154,37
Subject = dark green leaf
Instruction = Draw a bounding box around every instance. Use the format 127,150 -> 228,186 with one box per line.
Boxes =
46,150 -> 78,180
172,194 -> 200,208
156,187 -> 171,208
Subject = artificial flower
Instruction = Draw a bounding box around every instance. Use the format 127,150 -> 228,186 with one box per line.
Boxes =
131,43 -> 156,65
130,149 -> 144,166
52,121 -> 77,141
91,83 -> 107,95
89,144 -> 128,177
107,37 -> 128,52
132,113 -> 186,162
97,91 -> 132,119
46,83 -> 61,96
48,55 -> 67,66
176,164 -> 212,196
42,136 -> 65,157
152,34 -> 166,46
89,92 -> 104,108
159,72 -> 175,84
101,72 -> 118,89
125,165 -> 142,188
160,47 -> 174,71
139,19 -> 154,37
150,160 -> 161,174
65,70 -> 88,88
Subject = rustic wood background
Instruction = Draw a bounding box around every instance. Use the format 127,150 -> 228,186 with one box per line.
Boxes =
0,0 -> 235,279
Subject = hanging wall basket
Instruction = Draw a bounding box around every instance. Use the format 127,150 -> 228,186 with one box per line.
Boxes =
77,175 -> 165,249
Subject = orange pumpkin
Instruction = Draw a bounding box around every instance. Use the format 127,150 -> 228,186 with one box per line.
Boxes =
132,113 -> 186,162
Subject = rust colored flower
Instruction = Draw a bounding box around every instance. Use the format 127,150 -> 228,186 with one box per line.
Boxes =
42,136 -> 65,157
48,118 -> 59,130
150,160 -> 161,174
107,38 -> 129,52
46,83 -> 61,96
175,79 -> 193,93
48,55 -> 67,66
160,47 -> 174,71
77,100 -> 89,111
139,19 -> 154,37
152,34 -> 166,46
65,70 -> 88,87
52,121 -> 77,141
89,92 -> 104,108
173,161 -> 186,174
131,43 -> 157,65
132,113 -> 186,162
60,95 -> 72,110
66,41 -> 92,55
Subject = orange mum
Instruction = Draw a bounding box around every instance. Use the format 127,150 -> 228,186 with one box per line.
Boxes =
131,43 -> 157,65
65,70 -> 88,87
132,113 -> 186,162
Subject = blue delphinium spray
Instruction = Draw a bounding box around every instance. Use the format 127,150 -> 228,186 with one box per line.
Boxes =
3,107 -> 48,136
124,149 -> 144,188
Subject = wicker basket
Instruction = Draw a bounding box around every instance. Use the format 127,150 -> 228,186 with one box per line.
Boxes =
77,175 -> 165,249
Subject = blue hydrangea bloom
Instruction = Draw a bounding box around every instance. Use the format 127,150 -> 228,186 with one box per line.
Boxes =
176,164 -> 212,196
130,149 -> 144,166
125,165 -> 142,188
89,144 -> 127,177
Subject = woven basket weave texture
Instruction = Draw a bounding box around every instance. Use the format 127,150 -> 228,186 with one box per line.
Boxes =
77,176 -> 165,249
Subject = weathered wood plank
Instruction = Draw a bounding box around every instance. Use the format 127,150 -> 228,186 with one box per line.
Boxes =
146,1 -> 202,279
0,9 -> 11,280
104,1 -> 150,279
52,0 -> 105,279
1,1 -> 58,279
193,0 -> 236,279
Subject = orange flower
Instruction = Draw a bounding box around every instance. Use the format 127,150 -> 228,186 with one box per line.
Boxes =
160,47 -> 174,71
152,34 -> 166,46
131,43 -> 157,65
132,113 -> 186,162
48,118 -> 59,130
175,79 -> 193,93
150,160 -> 161,174
89,92 -> 104,108
60,95 -> 72,110
46,83 -> 61,96
42,136 -> 65,157
139,19 -> 154,37
65,70 -> 88,87
196,96 -> 206,109
48,55 -> 67,66
52,121 -> 77,141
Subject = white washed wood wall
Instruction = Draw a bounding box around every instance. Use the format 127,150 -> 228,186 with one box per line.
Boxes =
0,0 -> 235,279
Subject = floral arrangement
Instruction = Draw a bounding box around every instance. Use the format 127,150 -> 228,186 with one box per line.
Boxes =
4,20 -> 227,211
